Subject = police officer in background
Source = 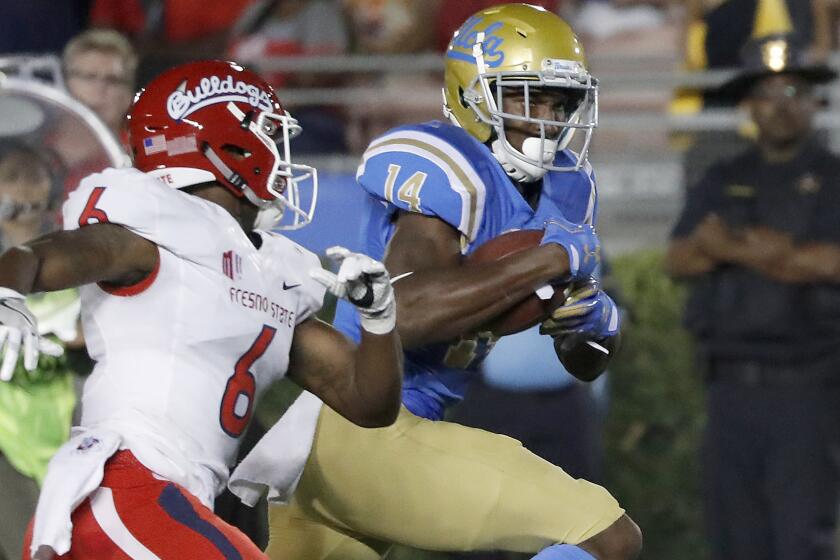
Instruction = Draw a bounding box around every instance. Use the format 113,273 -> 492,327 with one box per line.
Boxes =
666,34 -> 840,560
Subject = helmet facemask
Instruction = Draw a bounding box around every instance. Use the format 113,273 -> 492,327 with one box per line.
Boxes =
219,102 -> 318,230
459,32 -> 598,180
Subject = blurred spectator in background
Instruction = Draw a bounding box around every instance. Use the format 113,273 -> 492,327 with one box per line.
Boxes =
346,0 -> 439,55
0,1 -> 88,55
0,144 -> 79,560
435,0 -> 560,52
569,0 -> 670,43
676,0 -> 832,112
57,29 -> 135,196
228,0 -> 350,154
88,0 -> 255,82
342,0 -> 442,153
0,145 -> 58,248
672,0 -> 836,198
666,35 -> 840,560
63,29 -> 137,138
808,0 -> 840,63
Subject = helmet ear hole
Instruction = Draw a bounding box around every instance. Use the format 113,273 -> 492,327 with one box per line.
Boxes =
221,144 -> 251,160
458,87 -> 470,109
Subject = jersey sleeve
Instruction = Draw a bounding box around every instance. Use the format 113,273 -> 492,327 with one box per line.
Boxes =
289,243 -> 325,325
581,160 -> 599,227
62,167 -> 218,261
543,151 -> 598,227
261,233 -> 326,324
355,128 -> 488,242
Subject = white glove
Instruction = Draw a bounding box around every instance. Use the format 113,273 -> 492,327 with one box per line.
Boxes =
0,287 -> 64,381
309,247 -> 396,335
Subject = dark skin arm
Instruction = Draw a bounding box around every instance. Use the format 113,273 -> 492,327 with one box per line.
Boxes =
287,317 -> 402,428
1,221 -> 403,428
664,237 -> 718,278
665,214 -> 741,278
741,227 -> 840,283
383,212 -> 570,349
0,223 -> 158,294
665,213 -> 840,283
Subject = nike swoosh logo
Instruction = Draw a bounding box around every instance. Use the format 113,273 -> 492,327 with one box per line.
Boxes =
282,282 -> 301,290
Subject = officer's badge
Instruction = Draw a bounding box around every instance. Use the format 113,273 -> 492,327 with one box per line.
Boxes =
797,173 -> 820,195
761,39 -> 790,72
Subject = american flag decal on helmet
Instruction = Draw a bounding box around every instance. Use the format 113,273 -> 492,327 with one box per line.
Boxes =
222,250 -> 243,280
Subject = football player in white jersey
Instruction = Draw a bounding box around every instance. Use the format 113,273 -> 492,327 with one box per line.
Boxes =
0,60 -> 403,560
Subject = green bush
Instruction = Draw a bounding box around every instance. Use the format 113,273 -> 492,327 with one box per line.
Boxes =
606,251 -> 707,560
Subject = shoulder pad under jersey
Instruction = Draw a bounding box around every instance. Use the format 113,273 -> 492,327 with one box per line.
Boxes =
545,150 -> 599,227
356,121 -> 492,242
63,167 -> 225,261
256,231 -> 326,324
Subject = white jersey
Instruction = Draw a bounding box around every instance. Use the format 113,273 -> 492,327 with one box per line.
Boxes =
62,167 -> 325,506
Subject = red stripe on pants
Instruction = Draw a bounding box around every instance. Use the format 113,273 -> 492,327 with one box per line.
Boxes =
23,451 -> 266,560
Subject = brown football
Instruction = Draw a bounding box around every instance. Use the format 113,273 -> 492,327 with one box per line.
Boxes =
464,229 -> 567,336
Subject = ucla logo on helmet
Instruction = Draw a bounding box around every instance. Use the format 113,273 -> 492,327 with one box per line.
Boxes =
447,16 -> 505,68
166,75 -> 274,121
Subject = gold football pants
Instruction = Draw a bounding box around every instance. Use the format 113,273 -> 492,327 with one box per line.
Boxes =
266,405 -> 624,560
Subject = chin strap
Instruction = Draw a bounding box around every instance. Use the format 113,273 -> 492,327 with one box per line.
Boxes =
490,137 -> 558,183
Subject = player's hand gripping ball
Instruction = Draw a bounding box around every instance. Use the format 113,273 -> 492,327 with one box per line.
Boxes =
464,230 -> 567,336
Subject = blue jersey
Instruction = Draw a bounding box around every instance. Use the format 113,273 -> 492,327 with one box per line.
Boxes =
334,121 -> 598,420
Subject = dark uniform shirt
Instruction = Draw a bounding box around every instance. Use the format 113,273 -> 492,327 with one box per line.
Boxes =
671,140 -> 840,362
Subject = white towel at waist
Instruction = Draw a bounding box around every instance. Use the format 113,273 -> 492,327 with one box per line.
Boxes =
30,427 -> 121,560
228,390 -> 323,506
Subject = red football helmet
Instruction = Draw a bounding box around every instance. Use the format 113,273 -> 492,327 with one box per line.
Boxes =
127,60 -> 317,229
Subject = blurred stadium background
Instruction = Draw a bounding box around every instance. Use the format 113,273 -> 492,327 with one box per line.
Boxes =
2,1 -> 839,559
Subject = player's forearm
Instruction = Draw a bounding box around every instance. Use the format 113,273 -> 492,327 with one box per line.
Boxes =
348,329 -> 403,427
760,243 -> 840,283
394,245 -> 568,348
0,245 -> 41,294
664,238 -> 718,278
0,232 -> 118,294
15,225 -> 158,293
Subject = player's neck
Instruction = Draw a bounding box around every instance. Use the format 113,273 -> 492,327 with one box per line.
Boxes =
515,179 -> 543,211
189,183 -> 257,233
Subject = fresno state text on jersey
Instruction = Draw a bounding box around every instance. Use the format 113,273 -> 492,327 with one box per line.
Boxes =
63,167 -> 325,504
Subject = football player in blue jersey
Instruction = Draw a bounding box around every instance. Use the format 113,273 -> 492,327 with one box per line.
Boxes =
255,4 -> 641,560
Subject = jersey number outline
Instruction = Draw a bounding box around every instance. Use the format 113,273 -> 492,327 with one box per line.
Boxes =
78,186 -> 110,226
384,163 -> 426,213
443,331 -> 498,369
219,325 -> 277,438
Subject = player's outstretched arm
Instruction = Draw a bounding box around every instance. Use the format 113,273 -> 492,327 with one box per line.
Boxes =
287,317 -> 402,428
288,247 -> 402,428
0,224 -> 158,380
0,223 -> 158,295
384,212 -> 574,349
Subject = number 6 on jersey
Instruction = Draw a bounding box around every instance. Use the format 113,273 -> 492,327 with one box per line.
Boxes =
219,325 -> 277,437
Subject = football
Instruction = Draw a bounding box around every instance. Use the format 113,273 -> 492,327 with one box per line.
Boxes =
464,229 -> 567,336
